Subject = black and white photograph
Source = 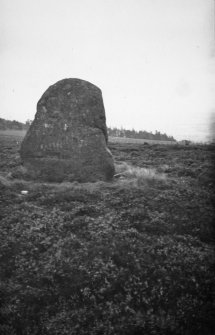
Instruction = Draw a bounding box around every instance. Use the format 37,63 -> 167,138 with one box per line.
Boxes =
0,0 -> 214,334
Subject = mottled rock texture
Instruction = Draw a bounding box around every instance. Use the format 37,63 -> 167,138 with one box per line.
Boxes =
20,78 -> 115,182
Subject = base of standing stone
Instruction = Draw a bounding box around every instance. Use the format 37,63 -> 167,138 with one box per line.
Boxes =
21,154 -> 114,183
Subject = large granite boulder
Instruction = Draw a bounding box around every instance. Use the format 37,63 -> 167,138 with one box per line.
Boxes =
20,78 -> 115,182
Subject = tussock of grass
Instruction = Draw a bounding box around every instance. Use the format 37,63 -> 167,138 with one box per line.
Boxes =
115,162 -> 167,187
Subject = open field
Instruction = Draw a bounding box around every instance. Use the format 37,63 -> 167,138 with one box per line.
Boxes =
0,132 -> 215,335
0,129 -> 27,138
109,136 -> 177,145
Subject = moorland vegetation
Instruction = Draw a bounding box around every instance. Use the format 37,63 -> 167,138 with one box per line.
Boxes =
0,132 -> 214,335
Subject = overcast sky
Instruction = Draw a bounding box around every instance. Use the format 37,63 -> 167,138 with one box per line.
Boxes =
1,0 -> 214,141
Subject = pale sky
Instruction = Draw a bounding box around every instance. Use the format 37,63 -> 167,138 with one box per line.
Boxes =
0,0 -> 214,141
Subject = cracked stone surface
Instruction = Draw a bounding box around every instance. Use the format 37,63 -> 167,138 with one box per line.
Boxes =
20,78 -> 115,182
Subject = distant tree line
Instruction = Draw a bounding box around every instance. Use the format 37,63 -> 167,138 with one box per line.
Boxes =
0,118 -> 176,141
107,127 -> 176,141
0,118 -> 31,130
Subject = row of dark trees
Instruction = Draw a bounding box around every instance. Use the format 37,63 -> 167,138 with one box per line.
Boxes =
107,127 -> 176,141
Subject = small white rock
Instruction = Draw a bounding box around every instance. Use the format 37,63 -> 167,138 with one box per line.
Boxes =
21,190 -> 28,195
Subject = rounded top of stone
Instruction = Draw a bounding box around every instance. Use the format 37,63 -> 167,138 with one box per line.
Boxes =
44,78 -> 101,95
38,78 -> 103,105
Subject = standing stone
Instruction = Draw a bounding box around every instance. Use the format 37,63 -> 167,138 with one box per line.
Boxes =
20,78 -> 115,182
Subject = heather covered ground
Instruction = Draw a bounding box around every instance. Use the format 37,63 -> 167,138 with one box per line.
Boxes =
0,132 -> 214,335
